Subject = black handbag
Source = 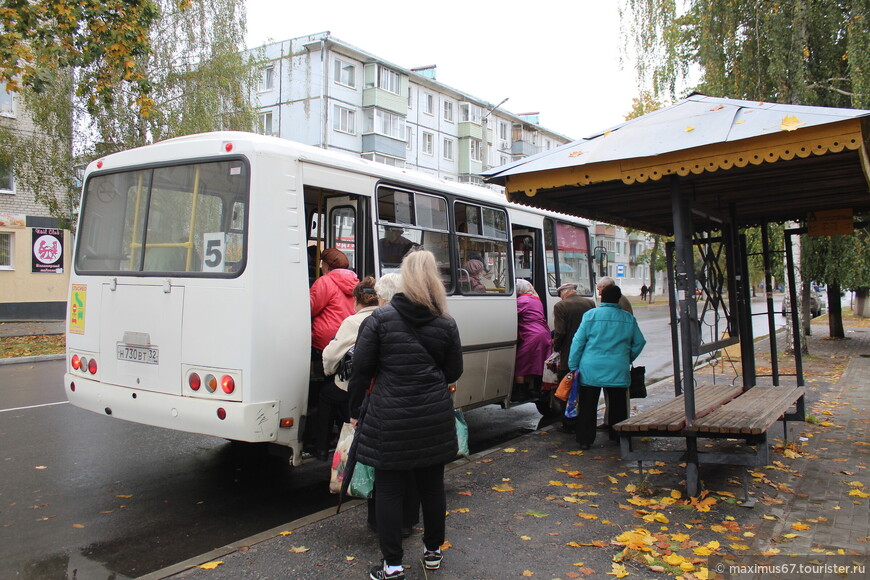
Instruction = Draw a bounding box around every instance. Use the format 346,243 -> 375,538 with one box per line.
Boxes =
336,346 -> 355,382
629,365 -> 647,398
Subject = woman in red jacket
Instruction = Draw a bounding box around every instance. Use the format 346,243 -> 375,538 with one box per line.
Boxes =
310,248 -> 359,352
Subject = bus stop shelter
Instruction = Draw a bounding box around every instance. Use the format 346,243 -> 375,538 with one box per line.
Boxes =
484,94 -> 870,495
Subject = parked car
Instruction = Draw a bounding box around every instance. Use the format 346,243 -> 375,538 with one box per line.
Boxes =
781,291 -> 825,318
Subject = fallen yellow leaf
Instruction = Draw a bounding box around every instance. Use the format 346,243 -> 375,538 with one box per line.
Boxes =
780,115 -> 806,131
198,561 -> 223,570
289,546 -> 310,553
608,562 -> 629,578
522,570 -> 534,577
491,484 -> 515,492
791,522 -> 811,531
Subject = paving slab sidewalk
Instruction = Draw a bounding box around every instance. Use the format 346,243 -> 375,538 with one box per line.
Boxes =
142,324 -> 870,580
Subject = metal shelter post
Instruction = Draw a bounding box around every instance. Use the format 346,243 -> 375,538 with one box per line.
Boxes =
665,242 -> 682,396
760,221 -> 780,385
671,177 -> 702,496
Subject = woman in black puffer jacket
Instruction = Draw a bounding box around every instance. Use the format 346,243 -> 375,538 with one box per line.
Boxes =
348,249 -> 463,580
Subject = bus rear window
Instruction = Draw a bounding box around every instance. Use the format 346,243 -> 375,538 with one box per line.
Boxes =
76,160 -> 248,276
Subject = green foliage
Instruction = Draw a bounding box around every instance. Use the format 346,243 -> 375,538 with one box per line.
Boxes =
0,0 -> 163,116
801,224 -> 870,290
621,0 -> 868,107
1,0 -> 258,229
744,224 -> 785,288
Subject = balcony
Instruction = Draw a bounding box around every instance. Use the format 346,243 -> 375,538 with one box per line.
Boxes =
511,140 -> 540,157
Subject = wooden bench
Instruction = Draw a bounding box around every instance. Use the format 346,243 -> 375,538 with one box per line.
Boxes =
614,384 -> 743,434
691,386 -> 805,435
614,384 -> 806,501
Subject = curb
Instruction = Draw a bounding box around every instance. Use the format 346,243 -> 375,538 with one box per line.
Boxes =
138,447 -> 503,580
0,353 -> 65,366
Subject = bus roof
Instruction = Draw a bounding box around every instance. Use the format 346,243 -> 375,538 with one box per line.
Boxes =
87,131 -> 592,226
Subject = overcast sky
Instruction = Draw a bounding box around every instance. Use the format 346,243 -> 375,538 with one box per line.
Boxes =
244,0 -> 639,141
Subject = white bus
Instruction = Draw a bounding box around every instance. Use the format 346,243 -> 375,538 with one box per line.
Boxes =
65,132 -> 594,465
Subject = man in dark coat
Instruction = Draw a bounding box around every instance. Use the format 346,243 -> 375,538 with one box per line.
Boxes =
552,283 -> 595,433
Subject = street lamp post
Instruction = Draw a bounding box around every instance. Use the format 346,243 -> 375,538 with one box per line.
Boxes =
480,97 -> 509,175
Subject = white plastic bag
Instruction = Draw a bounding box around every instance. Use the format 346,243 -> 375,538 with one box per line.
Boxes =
329,423 -> 355,494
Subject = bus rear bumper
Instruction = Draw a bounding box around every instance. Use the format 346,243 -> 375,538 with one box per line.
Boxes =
64,373 -> 280,443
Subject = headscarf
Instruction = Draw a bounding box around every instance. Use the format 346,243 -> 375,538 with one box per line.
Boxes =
516,279 -> 539,297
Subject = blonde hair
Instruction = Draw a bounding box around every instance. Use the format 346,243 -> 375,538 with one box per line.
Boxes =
400,249 -> 447,316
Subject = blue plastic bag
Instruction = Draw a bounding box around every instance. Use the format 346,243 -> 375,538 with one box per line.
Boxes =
564,372 -> 580,418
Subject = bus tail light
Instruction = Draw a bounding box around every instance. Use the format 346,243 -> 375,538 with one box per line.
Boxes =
221,375 -> 235,394
280,418 -> 294,428
204,374 -> 217,392
88,358 -> 98,374
217,408 -> 227,420
71,355 -> 81,370
188,373 -> 201,391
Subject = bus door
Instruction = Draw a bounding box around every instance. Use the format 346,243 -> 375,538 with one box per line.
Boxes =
306,189 -> 370,280
512,227 -> 548,318
324,195 -> 368,278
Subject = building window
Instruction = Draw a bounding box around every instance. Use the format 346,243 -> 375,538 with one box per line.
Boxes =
442,138 -> 454,161
0,159 -> 13,194
422,132 -> 434,155
377,66 -> 400,94
258,111 -> 274,135
333,105 -> 356,134
0,90 -> 14,118
499,121 -> 508,140
361,153 -> 405,168
406,127 -> 413,150
443,100 -> 454,123
459,103 -> 481,124
363,108 -> 406,140
334,59 -> 355,88
424,93 -> 434,115
258,66 -> 274,92
0,231 -> 12,269
469,139 -> 481,162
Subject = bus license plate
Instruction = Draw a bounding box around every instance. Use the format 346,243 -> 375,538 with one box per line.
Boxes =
116,344 -> 159,364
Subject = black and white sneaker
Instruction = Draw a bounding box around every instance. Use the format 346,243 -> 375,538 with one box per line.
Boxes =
369,563 -> 405,580
422,549 -> 443,570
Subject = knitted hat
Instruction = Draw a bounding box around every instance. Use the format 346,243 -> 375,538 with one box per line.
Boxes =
321,248 -> 349,269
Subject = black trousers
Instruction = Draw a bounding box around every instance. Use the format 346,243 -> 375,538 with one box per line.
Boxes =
374,464 -> 446,566
576,386 -> 628,445
314,381 -> 349,454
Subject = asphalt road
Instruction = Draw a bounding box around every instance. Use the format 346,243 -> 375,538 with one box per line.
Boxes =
0,361 -> 552,580
0,302 -> 781,579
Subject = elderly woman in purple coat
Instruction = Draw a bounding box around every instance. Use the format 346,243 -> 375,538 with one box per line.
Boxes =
513,279 -> 553,399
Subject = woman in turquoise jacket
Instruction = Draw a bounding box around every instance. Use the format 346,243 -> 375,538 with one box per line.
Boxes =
568,284 -> 646,448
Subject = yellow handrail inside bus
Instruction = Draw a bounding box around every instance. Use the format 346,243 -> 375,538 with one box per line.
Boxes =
129,173 -> 145,270
185,166 -> 201,271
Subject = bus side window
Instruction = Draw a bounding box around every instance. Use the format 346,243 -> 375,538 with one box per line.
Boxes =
454,202 -> 510,295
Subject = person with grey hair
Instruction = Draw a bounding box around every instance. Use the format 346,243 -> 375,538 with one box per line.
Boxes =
596,276 -> 633,314
374,272 -> 403,304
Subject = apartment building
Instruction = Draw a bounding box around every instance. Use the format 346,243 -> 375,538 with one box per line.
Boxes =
0,90 -> 72,320
249,32 -> 572,184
